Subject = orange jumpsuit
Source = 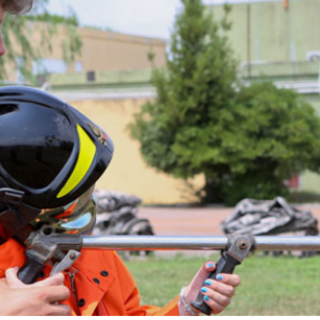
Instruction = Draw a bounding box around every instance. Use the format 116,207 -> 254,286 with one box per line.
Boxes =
0,239 -> 180,316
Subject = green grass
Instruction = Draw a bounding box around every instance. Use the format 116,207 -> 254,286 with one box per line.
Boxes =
124,253 -> 320,316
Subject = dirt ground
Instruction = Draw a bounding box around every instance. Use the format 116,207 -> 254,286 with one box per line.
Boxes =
138,207 -> 232,236
138,204 -> 320,236
137,204 -> 320,257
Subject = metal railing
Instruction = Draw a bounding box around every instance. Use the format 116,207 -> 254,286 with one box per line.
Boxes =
239,60 -> 320,94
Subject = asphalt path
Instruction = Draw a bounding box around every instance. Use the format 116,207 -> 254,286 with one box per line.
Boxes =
138,207 -> 232,236
139,205 -> 320,236
137,205 -> 320,257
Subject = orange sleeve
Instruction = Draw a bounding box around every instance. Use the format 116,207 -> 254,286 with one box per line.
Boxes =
112,251 -> 180,316
143,296 -> 180,316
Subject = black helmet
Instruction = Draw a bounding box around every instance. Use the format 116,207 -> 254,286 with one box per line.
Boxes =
0,86 -> 114,241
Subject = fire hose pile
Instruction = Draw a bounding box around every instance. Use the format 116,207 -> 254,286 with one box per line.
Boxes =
93,189 -> 155,256
93,189 -> 154,238
221,197 -> 319,257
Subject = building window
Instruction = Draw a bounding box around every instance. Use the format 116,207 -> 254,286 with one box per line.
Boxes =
32,59 -> 68,75
75,61 -> 83,72
306,51 -> 320,62
87,71 -> 96,82
15,57 -> 25,83
284,175 -> 300,189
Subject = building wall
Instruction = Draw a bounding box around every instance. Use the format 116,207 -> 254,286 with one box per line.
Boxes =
209,0 -> 320,65
300,95 -> 320,194
77,28 -> 167,72
208,0 -> 320,194
7,22 -> 167,83
68,97 -> 204,204
49,69 -> 155,92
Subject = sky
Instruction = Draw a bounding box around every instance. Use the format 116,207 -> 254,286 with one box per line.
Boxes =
47,0 -> 283,39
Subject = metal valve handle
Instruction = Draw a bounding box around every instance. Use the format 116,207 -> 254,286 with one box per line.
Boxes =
191,236 -> 252,315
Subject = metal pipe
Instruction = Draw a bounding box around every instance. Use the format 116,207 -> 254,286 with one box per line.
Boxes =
83,235 -> 320,251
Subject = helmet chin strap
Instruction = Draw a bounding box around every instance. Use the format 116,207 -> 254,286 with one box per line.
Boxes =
0,188 -> 41,245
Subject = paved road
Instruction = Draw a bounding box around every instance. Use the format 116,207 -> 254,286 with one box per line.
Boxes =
139,205 -> 320,236
138,207 -> 232,236
137,205 -> 320,257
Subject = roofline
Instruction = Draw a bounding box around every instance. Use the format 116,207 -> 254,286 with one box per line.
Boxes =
207,0 -> 302,7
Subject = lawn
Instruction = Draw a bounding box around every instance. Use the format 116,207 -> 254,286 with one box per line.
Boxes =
124,253 -> 320,316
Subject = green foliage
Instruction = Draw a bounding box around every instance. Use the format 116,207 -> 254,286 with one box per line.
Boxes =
26,13 -> 79,26
129,0 -> 238,177
0,0 -> 82,83
129,0 -> 320,205
220,83 -> 320,205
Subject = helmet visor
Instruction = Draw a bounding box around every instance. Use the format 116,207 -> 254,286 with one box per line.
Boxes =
30,185 -> 96,235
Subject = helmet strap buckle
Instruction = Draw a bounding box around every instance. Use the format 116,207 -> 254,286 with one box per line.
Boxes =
0,188 -> 24,205
0,188 -> 41,244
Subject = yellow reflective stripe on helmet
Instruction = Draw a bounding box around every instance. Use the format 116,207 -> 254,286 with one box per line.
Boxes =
57,125 -> 97,199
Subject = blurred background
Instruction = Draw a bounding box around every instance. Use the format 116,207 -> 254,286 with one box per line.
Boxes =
4,0 -> 320,206
3,0 -> 320,315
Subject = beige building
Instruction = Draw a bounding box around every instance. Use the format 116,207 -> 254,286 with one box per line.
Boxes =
7,20 -> 193,204
77,28 -> 167,72
8,22 -> 167,83
60,95 -> 204,205
6,18 -> 203,204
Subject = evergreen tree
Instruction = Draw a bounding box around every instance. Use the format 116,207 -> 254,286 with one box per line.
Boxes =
129,0 -> 237,202
129,0 -> 320,205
